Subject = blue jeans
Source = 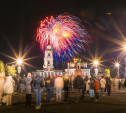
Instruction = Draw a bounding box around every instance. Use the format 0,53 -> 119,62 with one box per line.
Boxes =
90,89 -> 94,98
46,87 -> 52,102
101,88 -> 105,95
20,84 -> 25,91
56,88 -> 62,100
34,89 -> 43,106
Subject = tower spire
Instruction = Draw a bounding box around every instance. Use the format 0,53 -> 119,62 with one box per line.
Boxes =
43,44 -> 54,69
48,39 -> 50,45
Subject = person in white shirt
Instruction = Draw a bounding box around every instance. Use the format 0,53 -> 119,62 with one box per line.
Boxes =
100,76 -> 106,96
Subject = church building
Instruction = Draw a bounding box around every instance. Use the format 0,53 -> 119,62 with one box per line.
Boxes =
65,58 -> 90,76
32,45 -> 90,77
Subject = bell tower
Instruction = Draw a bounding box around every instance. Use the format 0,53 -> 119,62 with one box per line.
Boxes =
43,45 -> 54,70
74,57 -> 82,76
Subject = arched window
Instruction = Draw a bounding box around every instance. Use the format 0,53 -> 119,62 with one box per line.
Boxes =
48,61 -> 50,65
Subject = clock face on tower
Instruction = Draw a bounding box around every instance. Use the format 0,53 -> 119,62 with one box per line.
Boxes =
47,45 -> 51,49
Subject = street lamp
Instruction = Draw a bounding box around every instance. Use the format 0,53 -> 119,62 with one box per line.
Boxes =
115,63 -> 120,77
94,60 -> 99,75
17,58 -> 23,76
17,59 -> 23,65
124,45 -> 126,50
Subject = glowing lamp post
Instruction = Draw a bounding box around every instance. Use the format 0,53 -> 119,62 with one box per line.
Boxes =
124,45 -> 126,50
115,63 -> 120,77
17,59 -> 23,76
94,60 -> 99,76
17,59 -> 23,65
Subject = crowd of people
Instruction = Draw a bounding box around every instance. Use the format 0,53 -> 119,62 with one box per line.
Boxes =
0,72 -> 126,110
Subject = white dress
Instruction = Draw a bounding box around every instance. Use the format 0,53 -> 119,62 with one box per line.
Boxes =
3,76 -> 15,94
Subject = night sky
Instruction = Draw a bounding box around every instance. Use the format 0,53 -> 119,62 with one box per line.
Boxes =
0,0 -> 126,73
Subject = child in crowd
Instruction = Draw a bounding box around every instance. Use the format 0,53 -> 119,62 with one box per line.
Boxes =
89,79 -> 95,100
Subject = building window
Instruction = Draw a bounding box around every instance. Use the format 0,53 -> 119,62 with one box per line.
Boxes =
48,53 -> 50,56
48,61 -> 50,65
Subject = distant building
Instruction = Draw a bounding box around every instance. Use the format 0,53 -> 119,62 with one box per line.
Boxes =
74,58 -> 82,76
65,58 -> 90,76
32,45 -> 90,77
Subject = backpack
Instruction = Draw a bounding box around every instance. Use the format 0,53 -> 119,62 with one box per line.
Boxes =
35,78 -> 42,84
33,77 -> 43,87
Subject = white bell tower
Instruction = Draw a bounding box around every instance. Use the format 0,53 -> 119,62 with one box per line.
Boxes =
43,45 -> 54,70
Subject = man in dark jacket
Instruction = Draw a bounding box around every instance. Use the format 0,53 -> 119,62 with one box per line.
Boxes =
33,74 -> 43,109
81,76 -> 86,101
45,76 -> 53,102
106,77 -> 112,96
73,75 -> 83,102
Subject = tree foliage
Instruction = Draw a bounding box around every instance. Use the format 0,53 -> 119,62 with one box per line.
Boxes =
103,68 -> 110,77
6,64 -> 17,76
0,60 -> 5,73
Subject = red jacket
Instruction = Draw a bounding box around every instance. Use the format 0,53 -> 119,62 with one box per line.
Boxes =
94,81 -> 100,93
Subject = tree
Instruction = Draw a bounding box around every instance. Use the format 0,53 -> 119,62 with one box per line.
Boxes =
6,64 -> 17,76
103,69 -> 110,77
0,60 -> 5,74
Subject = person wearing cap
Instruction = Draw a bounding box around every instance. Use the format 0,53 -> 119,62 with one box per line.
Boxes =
54,75 -> 64,102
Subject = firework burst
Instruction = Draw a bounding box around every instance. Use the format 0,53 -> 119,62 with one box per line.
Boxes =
36,13 -> 91,64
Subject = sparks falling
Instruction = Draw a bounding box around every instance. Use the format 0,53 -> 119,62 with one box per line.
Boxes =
36,13 -> 91,63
